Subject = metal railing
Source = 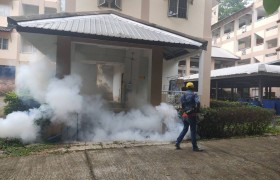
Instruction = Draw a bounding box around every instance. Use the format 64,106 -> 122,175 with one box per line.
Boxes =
162,91 -> 185,108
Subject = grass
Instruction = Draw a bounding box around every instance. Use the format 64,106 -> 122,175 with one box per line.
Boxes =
0,96 -> 5,118
265,116 -> 280,135
0,138 -> 58,158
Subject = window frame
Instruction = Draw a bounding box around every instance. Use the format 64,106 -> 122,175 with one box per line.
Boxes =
98,0 -> 122,10
168,0 -> 188,19
266,38 -> 278,49
0,38 -> 9,50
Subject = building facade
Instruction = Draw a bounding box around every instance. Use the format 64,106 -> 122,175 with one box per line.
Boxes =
64,0 -> 213,106
0,0 -> 213,107
0,0 -> 61,93
212,0 -> 280,65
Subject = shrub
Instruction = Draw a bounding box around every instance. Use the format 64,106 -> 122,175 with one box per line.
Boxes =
0,138 -> 24,149
198,106 -> 274,138
210,99 -> 250,108
4,91 -> 40,115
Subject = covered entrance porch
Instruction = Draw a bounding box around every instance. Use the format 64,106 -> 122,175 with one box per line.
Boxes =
182,63 -> 280,114
8,11 -> 207,110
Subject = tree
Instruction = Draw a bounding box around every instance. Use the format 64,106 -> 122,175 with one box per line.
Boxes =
218,0 -> 250,20
263,0 -> 280,15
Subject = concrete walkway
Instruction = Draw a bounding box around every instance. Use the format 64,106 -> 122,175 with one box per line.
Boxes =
0,136 -> 280,180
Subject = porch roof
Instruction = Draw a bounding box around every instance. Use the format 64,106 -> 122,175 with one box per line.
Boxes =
7,11 -> 207,60
181,63 -> 280,81
180,63 -> 280,88
0,26 -> 13,32
212,46 -> 240,61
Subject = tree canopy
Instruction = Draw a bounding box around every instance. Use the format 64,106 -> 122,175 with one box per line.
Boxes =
263,0 -> 280,15
218,0 -> 250,20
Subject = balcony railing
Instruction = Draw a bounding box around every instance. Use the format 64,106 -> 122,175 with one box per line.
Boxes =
237,47 -> 251,56
237,24 -> 252,36
255,13 -> 278,28
222,32 -> 234,41
253,44 -> 264,52
265,52 -> 278,62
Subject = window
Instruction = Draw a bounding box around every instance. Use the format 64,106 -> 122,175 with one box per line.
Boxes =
98,0 -> 121,10
266,39 -> 278,49
266,26 -> 277,31
266,53 -> 277,57
237,59 -> 250,66
22,4 -> 39,16
168,0 -> 188,18
0,4 -> 11,16
255,34 -> 264,46
224,21 -> 234,34
212,28 -> 221,38
238,36 -> 251,51
0,65 -> 15,78
45,7 -> 57,14
0,38 -> 8,50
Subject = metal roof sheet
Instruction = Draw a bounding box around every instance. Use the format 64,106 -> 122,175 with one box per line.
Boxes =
8,11 -> 205,49
212,46 -> 240,60
0,26 -> 13,32
181,63 -> 280,81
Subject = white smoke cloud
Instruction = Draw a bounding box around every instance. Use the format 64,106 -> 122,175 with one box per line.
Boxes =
0,59 -> 184,143
0,110 -> 40,142
46,75 -> 83,121
16,59 -> 55,103
80,99 -> 181,142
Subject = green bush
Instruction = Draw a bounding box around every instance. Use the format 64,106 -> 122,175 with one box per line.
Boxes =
198,106 -> 274,138
0,138 -> 24,149
210,99 -> 250,108
3,91 -> 39,115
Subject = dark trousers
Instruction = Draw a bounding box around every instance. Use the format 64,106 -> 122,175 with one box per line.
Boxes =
176,115 -> 198,149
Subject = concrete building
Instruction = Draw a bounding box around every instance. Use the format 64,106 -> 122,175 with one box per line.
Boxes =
211,0 -> 280,65
0,0 -> 61,93
1,0 -> 214,107
8,11 -> 207,109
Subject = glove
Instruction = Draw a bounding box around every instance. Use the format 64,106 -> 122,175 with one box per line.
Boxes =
182,112 -> 188,118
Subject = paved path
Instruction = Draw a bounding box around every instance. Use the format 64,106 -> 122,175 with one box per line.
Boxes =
0,136 -> 280,180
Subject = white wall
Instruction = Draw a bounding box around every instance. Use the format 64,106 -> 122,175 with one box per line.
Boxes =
113,65 -> 124,102
162,60 -> 179,91
19,32 -> 57,63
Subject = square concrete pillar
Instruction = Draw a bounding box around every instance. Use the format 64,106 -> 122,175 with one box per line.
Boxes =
198,48 -> 211,107
151,47 -> 163,106
258,78 -> 263,101
39,0 -> 45,14
185,57 -> 191,77
56,36 -> 71,78
65,0 -> 76,12
211,58 -> 215,70
141,0 -> 150,21
197,0 -> 212,107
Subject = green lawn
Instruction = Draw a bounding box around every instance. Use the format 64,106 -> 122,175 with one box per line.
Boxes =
0,138 -> 58,158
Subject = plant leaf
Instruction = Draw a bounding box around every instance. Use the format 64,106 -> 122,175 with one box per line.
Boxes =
263,0 -> 280,15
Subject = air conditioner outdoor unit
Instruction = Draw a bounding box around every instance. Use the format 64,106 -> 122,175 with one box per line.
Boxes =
242,25 -> 247,33
242,49 -> 246,55
168,11 -> 178,17
226,33 -> 230,39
